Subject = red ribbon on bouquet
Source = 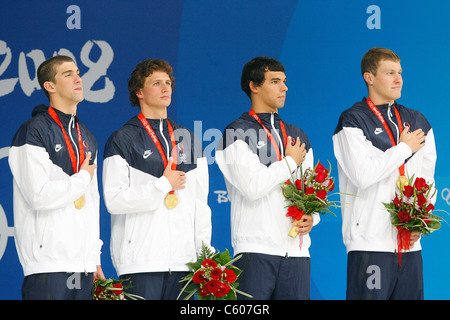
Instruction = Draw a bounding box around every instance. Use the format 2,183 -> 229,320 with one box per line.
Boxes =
396,226 -> 411,266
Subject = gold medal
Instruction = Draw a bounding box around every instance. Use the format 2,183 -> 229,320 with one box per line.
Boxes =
165,193 -> 178,209
397,176 -> 409,190
74,195 -> 85,209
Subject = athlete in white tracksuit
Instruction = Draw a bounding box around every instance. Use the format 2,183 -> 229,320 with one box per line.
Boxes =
9,56 -> 102,300
333,47 -> 436,300
103,58 -> 213,300
216,56 -> 319,300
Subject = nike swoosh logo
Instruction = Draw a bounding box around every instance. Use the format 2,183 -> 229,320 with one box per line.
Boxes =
374,128 -> 384,135
256,141 -> 266,149
143,150 -> 153,159
55,144 -> 63,152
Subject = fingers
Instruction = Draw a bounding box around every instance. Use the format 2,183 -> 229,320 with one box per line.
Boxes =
286,136 -> 307,165
402,125 -> 410,134
294,216 -> 313,234
170,171 -> 186,190
163,158 -> 186,190
409,231 -> 421,246
399,127 -> 425,153
80,152 -> 96,179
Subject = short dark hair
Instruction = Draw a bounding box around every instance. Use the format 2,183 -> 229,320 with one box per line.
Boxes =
361,47 -> 400,77
128,58 -> 175,107
241,56 -> 285,98
37,55 -> 75,100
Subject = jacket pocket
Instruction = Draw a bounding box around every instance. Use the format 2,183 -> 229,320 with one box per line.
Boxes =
119,213 -> 138,262
36,212 -> 49,250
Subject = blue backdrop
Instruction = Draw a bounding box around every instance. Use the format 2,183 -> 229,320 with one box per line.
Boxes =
1,0 -> 449,300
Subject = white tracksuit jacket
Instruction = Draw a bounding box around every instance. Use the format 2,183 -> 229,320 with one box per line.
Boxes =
9,105 -> 102,276
333,98 -> 437,253
216,111 -> 319,258
102,116 -> 213,276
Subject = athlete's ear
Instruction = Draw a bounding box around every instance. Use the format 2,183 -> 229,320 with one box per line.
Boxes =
363,72 -> 374,86
43,81 -> 56,93
249,81 -> 259,94
135,89 -> 143,100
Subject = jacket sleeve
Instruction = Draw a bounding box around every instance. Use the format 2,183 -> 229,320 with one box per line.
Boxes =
421,129 -> 437,186
333,126 -> 412,190
405,128 -> 437,203
216,139 -> 299,201
193,156 -> 214,254
102,154 -> 172,214
8,143 -> 91,211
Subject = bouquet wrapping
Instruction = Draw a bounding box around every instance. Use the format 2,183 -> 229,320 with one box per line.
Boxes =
383,175 -> 443,265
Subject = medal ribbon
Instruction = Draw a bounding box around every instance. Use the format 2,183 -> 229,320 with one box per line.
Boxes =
249,110 -> 287,161
366,98 -> 405,176
138,112 -> 177,195
249,111 -> 305,247
48,107 -> 85,174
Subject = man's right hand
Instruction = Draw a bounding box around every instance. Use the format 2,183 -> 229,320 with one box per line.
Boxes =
285,136 -> 306,166
399,126 -> 425,153
163,157 -> 186,190
80,152 -> 97,179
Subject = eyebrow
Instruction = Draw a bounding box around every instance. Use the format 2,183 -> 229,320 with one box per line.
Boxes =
61,68 -> 79,76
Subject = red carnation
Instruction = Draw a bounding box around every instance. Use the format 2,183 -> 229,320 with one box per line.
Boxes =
314,163 -> 328,183
210,268 -> 222,280
398,211 -> 411,223
402,185 -> 414,197
94,286 -> 104,295
295,179 -> 303,190
305,187 -> 315,195
286,206 -> 304,221
316,189 -> 327,200
414,177 -> 428,192
425,203 -> 434,213
315,163 -> 326,174
326,179 -> 335,192
417,194 -> 427,207
199,286 -> 208,297
202,259 -> 217,268
215,282 -> 231,298
315,172 -> 327,183
393,196 -> 400,207
193,270 -> 206,284
112,283 -> 123,295
223,269 -> 237,283
205,279 -> 221,294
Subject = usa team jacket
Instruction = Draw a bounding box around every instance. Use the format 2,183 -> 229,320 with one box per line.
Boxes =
8,105 -> 102,276
215,112 -> 319,258
102,116 -> 212,276
333,98 -> 437,253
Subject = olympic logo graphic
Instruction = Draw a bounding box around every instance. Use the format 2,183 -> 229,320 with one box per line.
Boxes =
0,147 -> 14,261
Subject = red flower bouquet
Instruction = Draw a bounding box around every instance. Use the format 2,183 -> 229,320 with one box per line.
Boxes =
178,244 -> 252,300
383,176 -> 443,265
281,161 -> 338,241
92,278 -> 144,300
